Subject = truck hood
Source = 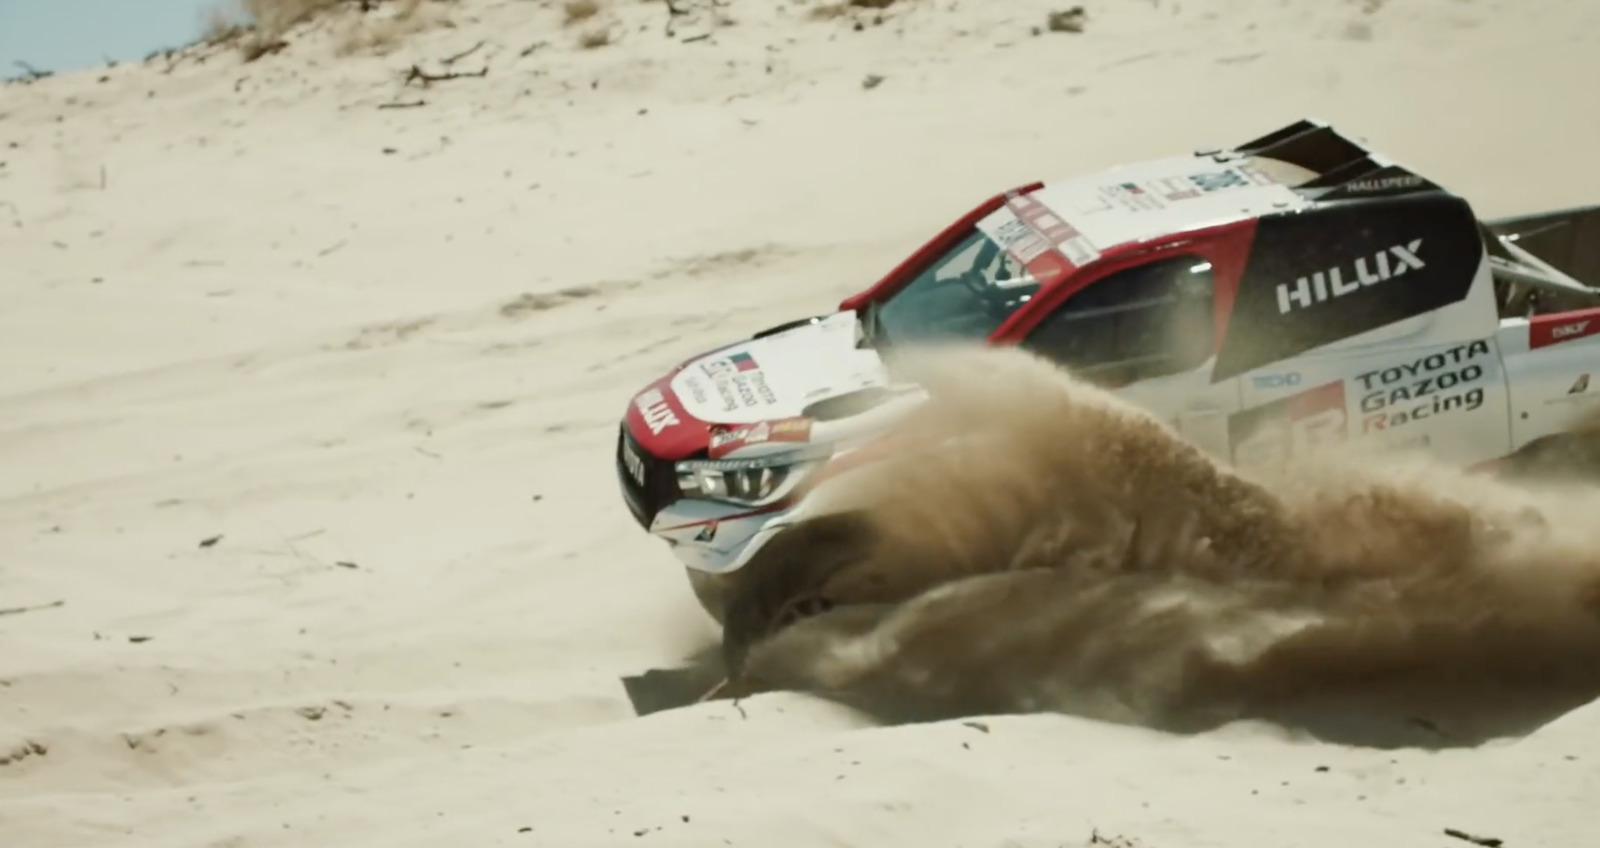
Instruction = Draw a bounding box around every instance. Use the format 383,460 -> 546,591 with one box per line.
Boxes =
623,311 -> 891,461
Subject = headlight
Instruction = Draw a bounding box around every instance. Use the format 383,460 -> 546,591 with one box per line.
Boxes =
678,465 -> 791,502
675,447 -> 829,507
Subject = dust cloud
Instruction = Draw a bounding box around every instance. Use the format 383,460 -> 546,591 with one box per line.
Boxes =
736,345 -> 1600,746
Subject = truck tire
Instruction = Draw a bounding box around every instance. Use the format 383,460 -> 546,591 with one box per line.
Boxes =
1501,410 -> 1600,482
716,511 -> 878,676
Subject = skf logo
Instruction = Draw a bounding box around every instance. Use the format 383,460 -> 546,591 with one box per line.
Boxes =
1552,321 -> 1590,340
1277,239 -> 1425,314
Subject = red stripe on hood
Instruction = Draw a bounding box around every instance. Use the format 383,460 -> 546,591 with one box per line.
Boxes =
624,372 -> 710,461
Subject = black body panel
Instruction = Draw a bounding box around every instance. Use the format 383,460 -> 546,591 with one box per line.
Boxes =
616,426 -> 682,529
1212,193 -> 1484,382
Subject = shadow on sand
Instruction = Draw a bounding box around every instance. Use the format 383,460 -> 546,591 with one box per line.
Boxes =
622,623 -> 1600,752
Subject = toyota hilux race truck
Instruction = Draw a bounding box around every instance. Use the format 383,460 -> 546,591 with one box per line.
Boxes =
614,118 -> 1600,633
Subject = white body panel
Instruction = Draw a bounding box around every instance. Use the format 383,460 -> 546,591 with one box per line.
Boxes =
1501,318 -> 1600,448
1227,255 -> 1514,470
657,259 -> 1600,575
1028,153 -> 1313,256
668,311 -> 888,426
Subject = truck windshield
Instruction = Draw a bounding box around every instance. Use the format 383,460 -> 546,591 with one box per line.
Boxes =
869,229 -> 1041,347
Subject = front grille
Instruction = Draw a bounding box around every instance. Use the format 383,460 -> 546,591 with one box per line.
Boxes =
615,425 -> 681,529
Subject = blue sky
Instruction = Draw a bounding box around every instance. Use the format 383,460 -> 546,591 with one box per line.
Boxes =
1,0 -> 225,77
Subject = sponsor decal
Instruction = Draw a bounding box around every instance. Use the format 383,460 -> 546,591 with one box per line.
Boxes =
1318,166 -> 1434,201
1553,320 -> 1591,340
633,387 -> 680,436
1251,372 -> 1302,390
1542,372 -> 1598,407
728,372 -> 778,410
681,374 -> 712,406
1006,193 -> 1100,271
1101,182 -> 1166,213
1153,176 -> 1202,201
1355,340 -> 1491,433
700,352 -> 780,411
1345,174 -> 1425,193
1228,380 -> 1348,470
1529,309 -> 1600,348
707,416 -> 812,459
620,437 -> 647,487
991,216 -> 1052,263
1275,239 -> 1425,315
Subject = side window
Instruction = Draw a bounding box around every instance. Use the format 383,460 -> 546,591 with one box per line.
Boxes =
1021,256 -> 1216,386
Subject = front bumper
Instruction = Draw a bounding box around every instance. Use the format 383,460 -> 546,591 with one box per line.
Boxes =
615,422 -> 846,575
615,425 -> 682,530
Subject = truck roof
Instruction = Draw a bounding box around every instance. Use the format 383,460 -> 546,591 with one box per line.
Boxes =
1021,118 -> 1450,261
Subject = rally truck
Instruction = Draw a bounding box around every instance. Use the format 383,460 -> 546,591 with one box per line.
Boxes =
613,117 -> 1600,633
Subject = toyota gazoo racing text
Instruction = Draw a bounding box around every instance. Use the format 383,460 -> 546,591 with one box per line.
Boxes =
613,118 -> 1600,623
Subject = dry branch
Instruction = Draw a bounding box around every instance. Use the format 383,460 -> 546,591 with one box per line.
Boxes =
403,63 -> 488,86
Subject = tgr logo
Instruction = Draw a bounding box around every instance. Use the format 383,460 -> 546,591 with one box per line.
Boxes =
1277,239 -> 1425,314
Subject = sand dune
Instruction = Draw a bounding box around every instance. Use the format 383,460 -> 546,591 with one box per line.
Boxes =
4,0 -> 1600,846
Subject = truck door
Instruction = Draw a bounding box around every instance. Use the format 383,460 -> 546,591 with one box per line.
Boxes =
1498,307 -> 1600,455
1014,253 -> 1242,459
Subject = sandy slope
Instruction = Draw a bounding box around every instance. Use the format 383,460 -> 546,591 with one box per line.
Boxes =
2,0 -> 1599,846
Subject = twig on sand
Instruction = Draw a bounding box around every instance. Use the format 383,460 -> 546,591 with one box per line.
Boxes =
0,600 -> 65,618
441,40 -> 487,66
1444,829 -> 1504,848
403,64 -> 488,87
378,99 -> 427,110
698,677 -> 754,718
697,678 -> 730,702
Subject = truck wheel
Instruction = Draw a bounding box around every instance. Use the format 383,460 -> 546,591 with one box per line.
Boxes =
717,511 -> 879,677
1501,430 -> 1600,482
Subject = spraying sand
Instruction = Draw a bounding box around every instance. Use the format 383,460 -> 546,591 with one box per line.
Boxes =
735,346 -> 1600,746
